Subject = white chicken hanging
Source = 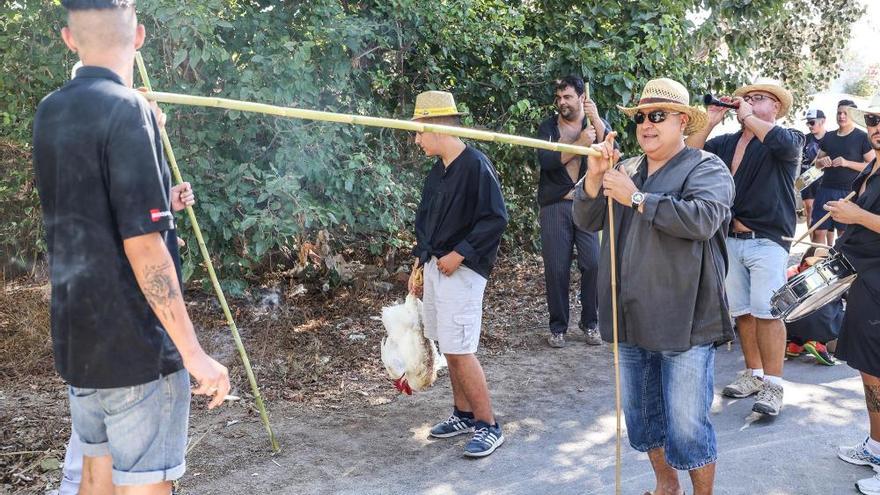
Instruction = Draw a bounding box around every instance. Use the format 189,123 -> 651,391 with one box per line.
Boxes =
380,294 -> 446,395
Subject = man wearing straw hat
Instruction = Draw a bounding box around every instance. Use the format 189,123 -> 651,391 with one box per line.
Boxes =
535,75 -> 607,348
828,94 -> 880,495
407,90 -> 509,457
573,78 -> 734,495
33,1 -> 230,493
687,78 -> 804,417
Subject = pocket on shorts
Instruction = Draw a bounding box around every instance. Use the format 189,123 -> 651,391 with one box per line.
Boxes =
101,382 -> 149,416
70,386 -> 98,398
453,314 -> 478,349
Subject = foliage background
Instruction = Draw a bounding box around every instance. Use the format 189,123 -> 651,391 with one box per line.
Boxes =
0,0 -> 865,290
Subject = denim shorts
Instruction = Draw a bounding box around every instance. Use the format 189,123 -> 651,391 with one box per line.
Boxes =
725,237 -> 789,319
811,185 -> 851,231
422,257 -> 487,355
68,368 -> 190,486
619,343 -> 717,471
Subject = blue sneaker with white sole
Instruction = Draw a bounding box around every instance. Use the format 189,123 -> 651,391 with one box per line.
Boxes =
464,421 -> 504,457
429,411 -> 475,438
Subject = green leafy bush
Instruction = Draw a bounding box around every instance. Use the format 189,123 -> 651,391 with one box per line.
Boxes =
0,0 -> 863,289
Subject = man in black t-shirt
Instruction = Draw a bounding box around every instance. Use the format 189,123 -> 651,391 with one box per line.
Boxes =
33,2 -> 229,493
688,78 -> 804,417
801,108 -> 826,226
812,100 -> 875,245
535,75 -> 607,348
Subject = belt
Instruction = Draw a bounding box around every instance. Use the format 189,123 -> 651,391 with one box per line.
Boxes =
728,231 -> 758,239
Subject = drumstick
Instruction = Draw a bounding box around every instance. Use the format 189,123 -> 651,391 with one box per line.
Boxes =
792,191 -> 856,246
781,236 -> 829,249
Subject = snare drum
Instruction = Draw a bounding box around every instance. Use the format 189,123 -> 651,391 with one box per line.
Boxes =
770,250 -> 856,322
794,166 -> 824,192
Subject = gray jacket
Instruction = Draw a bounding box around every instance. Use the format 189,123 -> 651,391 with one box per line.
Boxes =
572,147 -> 735,352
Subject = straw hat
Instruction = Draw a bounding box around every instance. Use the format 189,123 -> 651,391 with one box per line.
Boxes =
617,78 -> 707,135
733,78 -> 792,118
848,93 -> 880,128
411,91 -> 466,120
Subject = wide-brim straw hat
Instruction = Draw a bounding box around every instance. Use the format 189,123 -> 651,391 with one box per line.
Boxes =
734,78 -> 793,119
617,78 -> 707,136
848,93 -> 880,129
411,90 -> 466,120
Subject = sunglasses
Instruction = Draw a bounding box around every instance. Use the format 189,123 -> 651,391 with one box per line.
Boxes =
742,94 -> 778,103
866,114 -> 880,127
633,110 -> 682,125
806,120 -> 816,126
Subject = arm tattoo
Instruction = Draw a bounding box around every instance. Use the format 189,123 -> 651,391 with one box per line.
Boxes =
142,262 -> 179,322
864,383 -> 880,413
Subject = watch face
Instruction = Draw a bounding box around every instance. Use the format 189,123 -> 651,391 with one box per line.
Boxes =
633,192 -> 645,203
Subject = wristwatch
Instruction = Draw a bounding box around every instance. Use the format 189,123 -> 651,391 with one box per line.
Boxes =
630,191 -> 646,210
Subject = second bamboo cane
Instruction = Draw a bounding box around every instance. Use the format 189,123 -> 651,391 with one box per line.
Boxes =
135,52 -> 280,452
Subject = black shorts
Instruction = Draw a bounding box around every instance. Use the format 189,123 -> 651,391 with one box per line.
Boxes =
835,279 -> 880,377
800,180 -> 819,200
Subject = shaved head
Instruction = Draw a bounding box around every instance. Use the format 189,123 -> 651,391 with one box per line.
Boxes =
66,6 -> 137,52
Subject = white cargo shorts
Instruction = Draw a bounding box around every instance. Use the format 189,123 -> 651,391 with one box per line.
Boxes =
422,257 -> 487,355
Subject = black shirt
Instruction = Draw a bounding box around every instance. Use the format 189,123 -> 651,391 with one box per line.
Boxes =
705,126 -> 804,249
535,114 -> 612,206
802,133 -> 822,172
33,66 -> 184,388
819,128 -> 872,189
413,145 -> 508,279
838,159 -> 880,282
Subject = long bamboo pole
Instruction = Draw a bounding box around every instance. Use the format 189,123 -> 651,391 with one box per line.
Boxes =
607,160 -> 622,495
141,91 -> 603,158
135,52 -> 280,452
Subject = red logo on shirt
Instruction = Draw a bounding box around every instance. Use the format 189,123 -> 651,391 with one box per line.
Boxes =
150,209 -> 172,222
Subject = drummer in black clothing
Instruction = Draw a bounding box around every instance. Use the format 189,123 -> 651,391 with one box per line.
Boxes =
828,95 -> 880,494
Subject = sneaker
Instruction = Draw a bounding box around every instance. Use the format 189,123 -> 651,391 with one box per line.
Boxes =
548,333 -> 565,348
786,341 -> 805,358
581,325 -> 602,346
463,421 -> 505,457
858,472 -> 880,495
722,370 -> 764,398
752,381 -> 784,416
429,411 -> 475,438
804,341 -> 835,366
838,438 -> 880,470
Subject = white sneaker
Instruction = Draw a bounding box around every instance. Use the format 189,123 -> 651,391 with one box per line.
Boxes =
839,438 -> 880,471
722,370 -> 763,398
857,472 -> 880,495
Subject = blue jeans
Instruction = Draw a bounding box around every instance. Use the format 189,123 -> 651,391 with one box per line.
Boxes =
68,369 -> 190,486
725,237 -> 788,319
619,343 -> 717,471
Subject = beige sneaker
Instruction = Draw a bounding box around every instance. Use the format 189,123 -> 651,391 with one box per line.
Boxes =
752,381 -> 784,416
582,326 -> 602,346
547,333 -> 565,348
721,370 -> 764,398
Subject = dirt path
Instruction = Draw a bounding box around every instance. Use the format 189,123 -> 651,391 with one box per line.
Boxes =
178,336 -> 868,495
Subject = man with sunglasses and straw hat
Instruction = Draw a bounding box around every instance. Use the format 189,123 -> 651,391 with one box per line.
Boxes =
688,78 -> 804,417
573,78 -> 734,495
828,94 -> 880,495
406,90 -> 509,457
